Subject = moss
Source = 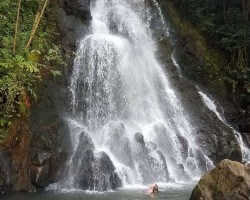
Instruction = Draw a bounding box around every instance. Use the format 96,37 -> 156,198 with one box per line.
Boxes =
159,0 -> 230,96
190,160 -> 249,199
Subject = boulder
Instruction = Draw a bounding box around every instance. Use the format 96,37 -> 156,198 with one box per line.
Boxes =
92,152 -> 122,191
72,131 -> 95,169
134,132 -> 145,145
74,149 -> 95,190
104,122 -> 134,168
169,157 -> 190,181
72,132 -> 122,191
190,159 -> 250,200
134,133 -> 169,183
176,134 -> 189,160
75,150 -> 122,191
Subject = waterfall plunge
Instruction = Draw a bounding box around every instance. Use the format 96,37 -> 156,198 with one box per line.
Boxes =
68,0 -> 212,189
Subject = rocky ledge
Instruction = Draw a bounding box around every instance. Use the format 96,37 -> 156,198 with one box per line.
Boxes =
190,159 -> 250,200
0,0 -> 92,195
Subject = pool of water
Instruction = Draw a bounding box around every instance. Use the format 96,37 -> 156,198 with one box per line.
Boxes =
2,182 -> 196,200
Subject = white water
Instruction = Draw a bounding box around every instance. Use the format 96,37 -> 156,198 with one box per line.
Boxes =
198,90 -> 250,162
67,0 -> 213,189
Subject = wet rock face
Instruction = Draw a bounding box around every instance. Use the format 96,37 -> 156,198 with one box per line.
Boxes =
190,159 -> 250,200
91,152 -> 122,191
169,157 -> 190,181
158,32 -> 242,166
54,0 -> 91,50
157,1 -> 247,165
242,132 -> 250,148
238,117 -> 250,148
73,132 -> 122,191
196,128 -> 242,164
63,0 -> 91,20
104,122 -> 134,168
176,134 -> 189,160
0,0 -> 92,195
29,147 -> 68,189
0,151 -> 13,195
135,132 -> 145,145
72,131 -> 95,168
28,76 -> 72,190
238,117 -> 250,133
134,133 -> 169,184
75,150 -> 122,191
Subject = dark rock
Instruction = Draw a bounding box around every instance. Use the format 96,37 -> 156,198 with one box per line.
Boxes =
72,131 -> 94,167
75,150 -> 122,191
0,0 -> 92,195
71,131 -> 121,191
31,149 -> 51,166
63,0 -> 91,20
134,132 -> 145,145
74,149 -> 95,190
194,149 -> 209,174
53,0 -> 91,49
176,134 -> 189,160
30,165 -> 50,188
242,132 -> 250,147
134,134 -> 169,183
105,122 -> 134,168
237,117 -> 250,133
0,151 -> 13,195
190,159 -> 250,200
158,0 -> 249,166
169,157 -> 190,181
92,152 -> 122,191
182,33 -> 205,63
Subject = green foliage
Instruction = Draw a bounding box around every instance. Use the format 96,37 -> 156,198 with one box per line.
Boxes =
171,0 -> 250,94
0,0 -> 66,143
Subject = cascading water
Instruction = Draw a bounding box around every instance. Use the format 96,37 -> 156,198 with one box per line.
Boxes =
198,90 -> 250,162
66,0 -> 213,190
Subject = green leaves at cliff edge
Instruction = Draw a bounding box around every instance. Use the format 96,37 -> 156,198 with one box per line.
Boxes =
0,0 -> 66,142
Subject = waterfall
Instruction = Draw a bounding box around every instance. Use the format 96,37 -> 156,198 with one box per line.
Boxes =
198,90 -> 250,162
66,0 -> 213,190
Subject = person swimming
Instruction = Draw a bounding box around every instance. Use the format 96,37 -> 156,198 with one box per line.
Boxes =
147,183 -> 159,194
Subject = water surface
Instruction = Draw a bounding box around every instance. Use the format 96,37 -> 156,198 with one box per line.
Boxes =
3,182 -> 195,200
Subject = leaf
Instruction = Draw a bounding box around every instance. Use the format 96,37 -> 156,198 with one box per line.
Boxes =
0,119 -> 7,127
51,70 -> 62,77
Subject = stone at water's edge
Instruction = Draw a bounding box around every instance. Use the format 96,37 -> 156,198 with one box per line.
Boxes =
190,159 -> 250,200
72,132 -> 122,191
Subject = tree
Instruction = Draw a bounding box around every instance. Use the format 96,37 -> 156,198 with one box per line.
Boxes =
13,0 -> 22,54
26,0 -> 49,49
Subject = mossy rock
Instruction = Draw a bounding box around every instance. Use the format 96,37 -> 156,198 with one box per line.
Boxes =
190,159 -> 250,200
